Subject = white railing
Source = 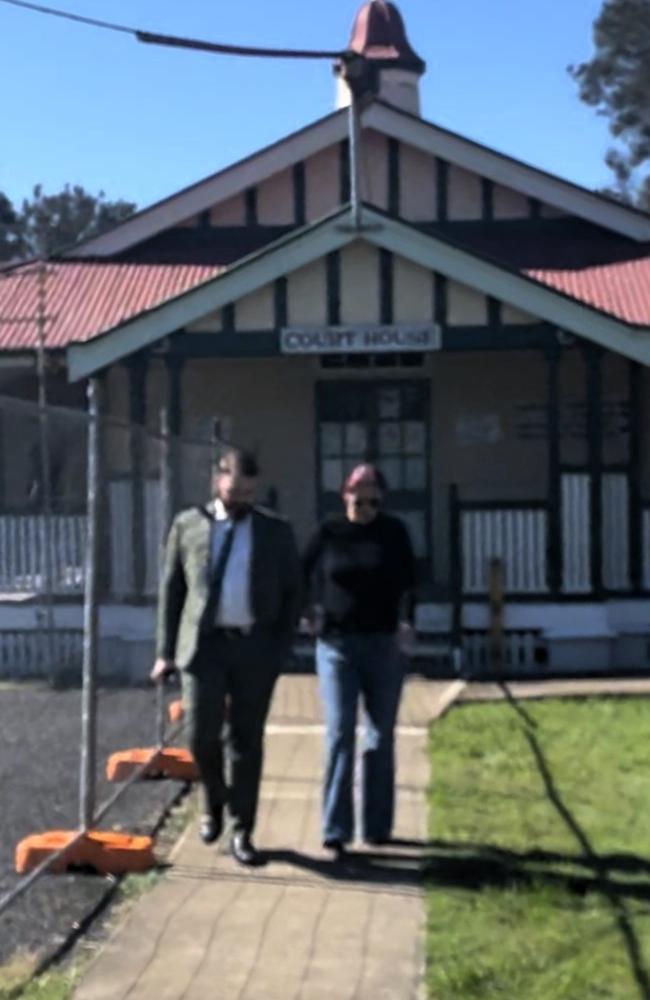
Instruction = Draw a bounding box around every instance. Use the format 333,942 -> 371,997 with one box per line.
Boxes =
0,515 -> 86,594
561,471 -> 631,593
561,473 -> 591,593
461,507 -> 548,594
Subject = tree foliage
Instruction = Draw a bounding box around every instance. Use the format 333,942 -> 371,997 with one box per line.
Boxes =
0,184 -> 136,262
570,0 -> 650,209
0,193 -> 22,262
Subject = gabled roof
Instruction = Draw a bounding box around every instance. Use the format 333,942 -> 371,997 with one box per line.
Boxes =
67,108 -> 349,259
365,101 -> 650,242
67,99 -> 650,260
65,205 -> 650,380
2,205 -> 648,361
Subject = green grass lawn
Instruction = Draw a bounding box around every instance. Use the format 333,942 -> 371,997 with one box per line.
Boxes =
426,695 -> 650,999
0,961 -> 77,1000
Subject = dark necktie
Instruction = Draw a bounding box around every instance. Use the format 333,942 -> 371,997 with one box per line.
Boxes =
202,520 -> 237,631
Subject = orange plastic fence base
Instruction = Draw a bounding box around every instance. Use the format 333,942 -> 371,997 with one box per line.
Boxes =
15,830 -> 155,875
168,699 -> 185,724
106,747 -> 198,782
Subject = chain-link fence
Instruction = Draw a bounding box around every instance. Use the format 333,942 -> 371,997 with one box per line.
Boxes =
0,389 -> 230,972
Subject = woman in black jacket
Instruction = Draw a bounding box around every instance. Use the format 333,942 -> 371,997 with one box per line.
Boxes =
303,463 -> 416,858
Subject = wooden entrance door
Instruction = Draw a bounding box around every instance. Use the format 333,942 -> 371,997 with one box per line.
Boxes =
316,380 -> 431,571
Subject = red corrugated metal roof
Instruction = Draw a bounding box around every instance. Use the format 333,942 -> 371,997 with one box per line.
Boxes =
0,249 -> 648,355
0,261 -> 223,351
526,258 -> 650,327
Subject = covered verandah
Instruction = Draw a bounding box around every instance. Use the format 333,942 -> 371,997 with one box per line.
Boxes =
33,204 -> 650,673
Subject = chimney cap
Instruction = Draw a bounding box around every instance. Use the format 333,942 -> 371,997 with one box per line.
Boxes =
346,0 -> 425,74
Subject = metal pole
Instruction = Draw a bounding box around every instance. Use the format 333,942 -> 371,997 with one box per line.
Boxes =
155,405 -> 173,746
159,406 -> 173,542
348,89 -> 363,231
35,260 -> 56,681
79,377 -> 102,831
449,484 -> 464,674
488,557 -> 505,676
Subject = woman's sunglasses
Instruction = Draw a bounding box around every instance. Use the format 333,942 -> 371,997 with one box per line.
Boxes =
352,498 -> 381,510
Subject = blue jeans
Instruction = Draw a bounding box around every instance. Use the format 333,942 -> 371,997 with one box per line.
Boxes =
316,633 -> 406,844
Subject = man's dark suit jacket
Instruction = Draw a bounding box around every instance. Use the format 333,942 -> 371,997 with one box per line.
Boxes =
156,502 -> 301,670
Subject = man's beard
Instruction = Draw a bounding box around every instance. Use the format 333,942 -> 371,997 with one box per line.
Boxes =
223,500 -> 252,521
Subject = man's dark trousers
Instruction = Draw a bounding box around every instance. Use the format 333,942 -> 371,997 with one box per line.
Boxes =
182,626 -> 279,835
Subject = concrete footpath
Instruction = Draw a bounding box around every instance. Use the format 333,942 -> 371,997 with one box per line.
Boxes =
74,677 -> 461,1000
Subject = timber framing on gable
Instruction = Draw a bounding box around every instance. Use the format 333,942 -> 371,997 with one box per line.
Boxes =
67,205 -> 650,380
68,102 -> 650,261
364,102 -> 650,241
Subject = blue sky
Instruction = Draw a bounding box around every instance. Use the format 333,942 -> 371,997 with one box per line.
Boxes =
0,0 -> 611,211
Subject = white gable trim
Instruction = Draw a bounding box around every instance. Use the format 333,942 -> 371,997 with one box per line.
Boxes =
67,206 -> 650,380
70,110 -> 349,259
363,210 -> 650,364
366,102 -> 650,242
68,212 -> 353,378
70,102 -> 650,260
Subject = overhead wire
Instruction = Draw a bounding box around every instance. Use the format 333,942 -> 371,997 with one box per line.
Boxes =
0,0 -> 346,60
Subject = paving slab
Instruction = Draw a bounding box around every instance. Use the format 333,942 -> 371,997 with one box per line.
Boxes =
73,676 -> 451,1000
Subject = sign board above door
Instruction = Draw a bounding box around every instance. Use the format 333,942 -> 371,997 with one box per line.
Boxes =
280,325 -> 441,355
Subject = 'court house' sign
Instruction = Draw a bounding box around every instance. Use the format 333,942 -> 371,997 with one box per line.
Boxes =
280,324 -> 441,354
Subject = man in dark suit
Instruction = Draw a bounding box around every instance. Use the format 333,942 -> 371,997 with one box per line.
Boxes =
151,447 -> 301,866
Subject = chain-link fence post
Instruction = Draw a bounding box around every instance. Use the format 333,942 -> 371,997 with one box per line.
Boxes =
79,377 -> 102,831
154,406 -> 174,746
35,262 -> 57,682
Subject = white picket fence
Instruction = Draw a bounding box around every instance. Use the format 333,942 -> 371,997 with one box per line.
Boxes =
0,514 -> 86,594
0,629 -> 82,678
462,631 -> 540,672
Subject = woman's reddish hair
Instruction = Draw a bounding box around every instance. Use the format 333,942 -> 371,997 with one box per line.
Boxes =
341,463 -> 387,495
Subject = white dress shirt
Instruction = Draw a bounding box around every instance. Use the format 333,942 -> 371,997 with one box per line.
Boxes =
211,500 -> 254,628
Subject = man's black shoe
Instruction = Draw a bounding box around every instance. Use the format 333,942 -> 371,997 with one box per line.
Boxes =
364,836 -> 391,847
230,832 -> 261,866
199,813 -> 222,844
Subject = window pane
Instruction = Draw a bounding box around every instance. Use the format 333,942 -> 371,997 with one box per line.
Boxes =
320,423 -> 342,457
378,387 -> 401,419
321,459 -> 343,491
345,423 -> 367,456
403,421 -> 426,454
379,422 -> 401,454
404,457 -> 426,489
402,385 -> 425,419
378,458 -> 401,490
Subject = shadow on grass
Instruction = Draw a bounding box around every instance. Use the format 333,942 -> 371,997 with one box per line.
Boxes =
424,840 -> 650,903
483,681 -> 650,1000
262,847 -> 425,890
